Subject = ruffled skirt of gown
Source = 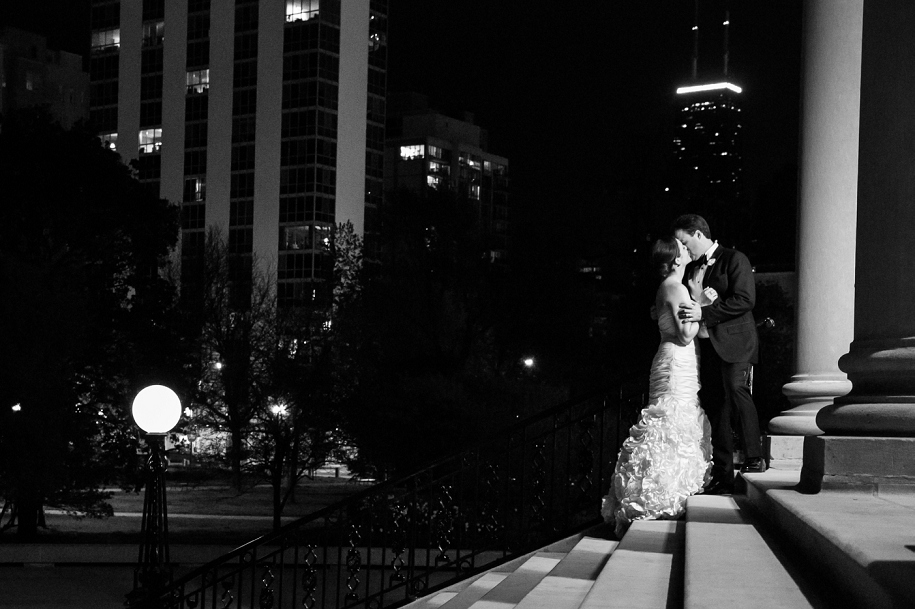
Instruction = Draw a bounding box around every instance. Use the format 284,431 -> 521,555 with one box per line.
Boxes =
601,338 -> 712,537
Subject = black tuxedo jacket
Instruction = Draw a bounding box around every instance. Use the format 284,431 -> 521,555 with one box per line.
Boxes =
685,246 -> 759,364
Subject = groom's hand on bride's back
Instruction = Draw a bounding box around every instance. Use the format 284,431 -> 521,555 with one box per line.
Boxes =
678,300 -> 702,323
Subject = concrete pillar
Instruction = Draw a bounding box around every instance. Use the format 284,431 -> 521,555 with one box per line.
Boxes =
803,0 -> 915,490
771,0 -> 862,438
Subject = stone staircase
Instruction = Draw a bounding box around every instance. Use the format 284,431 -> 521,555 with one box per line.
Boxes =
404,469 -> 915,609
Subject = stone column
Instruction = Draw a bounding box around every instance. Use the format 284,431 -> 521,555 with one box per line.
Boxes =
770,0 -> 862,439
804,0 -> 915,490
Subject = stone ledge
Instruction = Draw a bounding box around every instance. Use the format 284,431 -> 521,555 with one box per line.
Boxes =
743,470 -> 915,609
800,435 -> 915,492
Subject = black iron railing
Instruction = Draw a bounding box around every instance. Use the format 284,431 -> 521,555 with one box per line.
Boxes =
152,377 -> 647,609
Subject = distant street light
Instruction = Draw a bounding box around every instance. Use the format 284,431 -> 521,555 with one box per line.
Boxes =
523,357 -> 535,368
126,385 -> 182,609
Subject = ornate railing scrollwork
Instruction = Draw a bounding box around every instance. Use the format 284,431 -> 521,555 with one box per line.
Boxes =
151,378 -> 646,609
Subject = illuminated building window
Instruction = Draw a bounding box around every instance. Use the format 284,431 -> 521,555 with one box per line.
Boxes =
427,145 -> 442,159
139,128 -> 163,154
280,225 -> 312,250
429,160 -> 449,176
286,0 -> 319,22
101,132 -> 117,151
184,177 -> 206,202
427,175 -> 441,189
142,21 -> 164,46
469,184 -> 481,200
400,144 -> 424,160
369,31 -> 386,51
314,224 -> 331,249
459,153 -> 481,169
91,29 -> 120,51
187,69 -> 210,94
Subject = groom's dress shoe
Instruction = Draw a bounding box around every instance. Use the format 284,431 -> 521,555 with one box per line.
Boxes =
702,478 -> 734,496
740,457 -> 766,474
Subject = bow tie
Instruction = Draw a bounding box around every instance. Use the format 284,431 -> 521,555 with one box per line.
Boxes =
695,254 -> 708,266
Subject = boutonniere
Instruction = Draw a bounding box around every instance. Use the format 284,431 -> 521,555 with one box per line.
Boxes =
707,258 -> 717,267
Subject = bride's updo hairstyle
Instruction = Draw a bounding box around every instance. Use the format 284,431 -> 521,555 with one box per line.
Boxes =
651,237 -> 680,279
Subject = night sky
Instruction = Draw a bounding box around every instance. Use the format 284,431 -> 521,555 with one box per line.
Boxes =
3,0 -> 803,262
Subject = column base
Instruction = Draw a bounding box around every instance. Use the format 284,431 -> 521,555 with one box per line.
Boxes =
799,435 -> 915,493
771,376 -> 852,435
817,398 -> 915,435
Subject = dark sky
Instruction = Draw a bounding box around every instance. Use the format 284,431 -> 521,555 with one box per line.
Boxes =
386,1 -> 803,256
3,0 -> 803,256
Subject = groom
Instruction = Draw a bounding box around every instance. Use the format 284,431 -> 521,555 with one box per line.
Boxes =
673,214 -> 764,495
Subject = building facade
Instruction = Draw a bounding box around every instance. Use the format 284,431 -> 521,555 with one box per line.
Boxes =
88,0 -> 386,308
0,27 -> 89,129
385,93 -> 510,261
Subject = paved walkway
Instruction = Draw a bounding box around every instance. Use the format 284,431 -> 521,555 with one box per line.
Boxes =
0,565 -> 134,609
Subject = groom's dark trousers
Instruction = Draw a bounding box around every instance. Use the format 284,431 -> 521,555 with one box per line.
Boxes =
698,338 -> 762,481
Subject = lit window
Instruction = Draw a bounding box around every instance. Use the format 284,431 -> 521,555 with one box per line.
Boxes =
429,160 -> 449,176
400,144 -> 424,160
280,225 -> 312,250
286,0 -> 319,22
314,224 -> 331,249
459,153 -> 481,169
483,160 -> 492,175
101,132 -> 117,151
25,72 -> 35,91
469,185 -> 481,200
187,69 -> 210,94
368,32 -> 386,51
427,175 -> 441,189
184,177 -> 206,201
139,128 -> 163,154
91,29 -> 120,51
142,21 -> 164,46
427,145 -> 442,159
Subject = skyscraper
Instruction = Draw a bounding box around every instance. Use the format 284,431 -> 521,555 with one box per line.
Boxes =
88,0 -> 387,308
667,0 -> 744,235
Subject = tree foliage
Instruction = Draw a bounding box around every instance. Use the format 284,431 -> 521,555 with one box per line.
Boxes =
335,188 -> 590,477
0,109 -> 179,538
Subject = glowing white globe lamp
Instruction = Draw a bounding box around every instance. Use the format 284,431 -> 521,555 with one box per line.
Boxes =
128,384 -> 182,606
132,385 -> 182,434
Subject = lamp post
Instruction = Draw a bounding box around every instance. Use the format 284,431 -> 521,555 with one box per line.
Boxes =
126,385 -> 182,609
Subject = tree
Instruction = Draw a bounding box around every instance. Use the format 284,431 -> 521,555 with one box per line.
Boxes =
335,188 -> 583,477
0,109 -> 179,538
182,224 -> 359,521
182,228 -> 277,491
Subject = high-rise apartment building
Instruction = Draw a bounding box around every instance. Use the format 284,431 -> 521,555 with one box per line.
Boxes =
385,93 -> 510,261
0,27 -> 89,129
88,0 -> 387,308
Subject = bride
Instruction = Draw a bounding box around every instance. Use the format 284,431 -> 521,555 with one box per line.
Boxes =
601,236 -> 713,536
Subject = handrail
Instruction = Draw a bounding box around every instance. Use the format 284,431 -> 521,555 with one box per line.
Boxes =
149,375 -> 648,609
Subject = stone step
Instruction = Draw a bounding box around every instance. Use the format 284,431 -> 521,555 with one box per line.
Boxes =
743,469 -> 915,609
461,552 -> 565,609
513,537 -> 617,609
579,519 -> 684,609
684,493 -> 824,609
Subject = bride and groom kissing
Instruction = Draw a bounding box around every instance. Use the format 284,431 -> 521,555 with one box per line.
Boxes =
601,213 -> 764,536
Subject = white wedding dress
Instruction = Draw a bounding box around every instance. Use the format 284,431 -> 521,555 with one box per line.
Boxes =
601,308 -> 712,537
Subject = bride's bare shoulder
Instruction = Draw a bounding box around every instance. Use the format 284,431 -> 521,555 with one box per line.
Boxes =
657,277 -> 688,301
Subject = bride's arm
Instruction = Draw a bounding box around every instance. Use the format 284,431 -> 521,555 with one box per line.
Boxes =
664,283 -> 699,344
